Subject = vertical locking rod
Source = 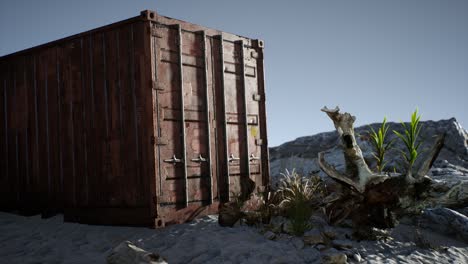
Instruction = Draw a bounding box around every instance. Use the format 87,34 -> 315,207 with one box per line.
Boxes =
200,30 -> 213,204
253,39 -> 270,193
176,24 -> 189,207
216,34 -> 230,202
238,40 -> 251,182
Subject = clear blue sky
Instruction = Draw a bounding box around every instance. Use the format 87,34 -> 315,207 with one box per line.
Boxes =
1,0 -> 467,147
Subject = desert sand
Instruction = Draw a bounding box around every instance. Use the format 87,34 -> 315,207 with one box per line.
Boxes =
1,211 -> 467,263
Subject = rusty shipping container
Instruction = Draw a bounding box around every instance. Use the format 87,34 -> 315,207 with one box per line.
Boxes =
0,10 -> 269,227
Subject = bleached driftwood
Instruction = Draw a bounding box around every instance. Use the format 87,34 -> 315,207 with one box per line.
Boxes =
319,106 -> 388,193
318,106 -> 455,228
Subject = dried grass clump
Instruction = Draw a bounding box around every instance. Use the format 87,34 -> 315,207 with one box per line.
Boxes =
275,169 -> 325,235
219,169 -> 327,234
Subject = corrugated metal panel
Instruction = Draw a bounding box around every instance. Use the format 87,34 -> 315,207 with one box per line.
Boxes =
149,10 -> 269,225
0,10 -> 269,227
61,21 -> 155,225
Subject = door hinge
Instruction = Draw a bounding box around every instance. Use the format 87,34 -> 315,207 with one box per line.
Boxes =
255,139 -> 263,146
253,94 -> 262,101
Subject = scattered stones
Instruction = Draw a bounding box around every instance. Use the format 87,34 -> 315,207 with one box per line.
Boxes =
315,244 -> 327,251
291,237 -> 305,250
322,226 -> 338,239
340,249 -> 363,263
269,216 -> 291,233
332,239 -> 354,249
332,227 -> 354,240
354,227 -> 390,241
352,252 -> 362,262
107,241 -> 167,264
303,229 -> 325,245
301,247 -> 321,263
309,213 -> 330,228
322,248 -> 348,264
263,231 -> 276,240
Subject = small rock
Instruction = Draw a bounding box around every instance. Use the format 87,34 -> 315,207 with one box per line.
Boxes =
302,247 -> 321,263
354,227 -> 390,240
269,216 -> 290,233
107,241 -> 167,264
352,253 -> 362,262
315,244 -> 327,251
333,227 -> 354,240
341,249 -> 362,262
332,239 -> 354,249
263,231 -> 276,240
303,229 -> 325,245
372,227 -> 390,237
322,226 -> 337,239
440,159 -> 450,168
276,233 -> 293,242
322,248 -> 348,264
309,213 -> 329,228
291,237 -> 305,249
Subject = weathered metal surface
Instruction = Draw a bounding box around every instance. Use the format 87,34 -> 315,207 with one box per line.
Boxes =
200,30 -> 214,205
215,34 -> 230,202
0,9 -> 269,227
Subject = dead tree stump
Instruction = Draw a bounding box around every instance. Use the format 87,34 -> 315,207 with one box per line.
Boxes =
318,106 -> 449,229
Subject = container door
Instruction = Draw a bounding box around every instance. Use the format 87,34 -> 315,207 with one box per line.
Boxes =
214,37 -> 265,201
152,24 -> 217,208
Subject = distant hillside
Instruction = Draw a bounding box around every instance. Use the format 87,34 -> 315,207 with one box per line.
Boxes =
269,118 -> 468,187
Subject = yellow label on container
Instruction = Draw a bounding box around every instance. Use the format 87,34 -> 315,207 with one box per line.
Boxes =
250,127 -> 258,137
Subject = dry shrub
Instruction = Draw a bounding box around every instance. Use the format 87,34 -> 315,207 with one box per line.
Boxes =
275,169 -> 326,235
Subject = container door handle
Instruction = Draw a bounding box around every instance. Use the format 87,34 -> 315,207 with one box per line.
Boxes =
164,155 -> 184,164
229,153 -> 240,163
191,154 -> 207,163
249,154 -> 260,162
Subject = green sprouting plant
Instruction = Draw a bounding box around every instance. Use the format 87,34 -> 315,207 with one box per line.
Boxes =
369,117 -> 393,173
276,169 -> 322,236
393,109 -> 422,179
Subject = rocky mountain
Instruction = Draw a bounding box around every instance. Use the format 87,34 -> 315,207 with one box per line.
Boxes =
269,118 -> 468,187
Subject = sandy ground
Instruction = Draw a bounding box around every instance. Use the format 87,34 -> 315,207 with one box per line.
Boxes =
1,212 -> 467,264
